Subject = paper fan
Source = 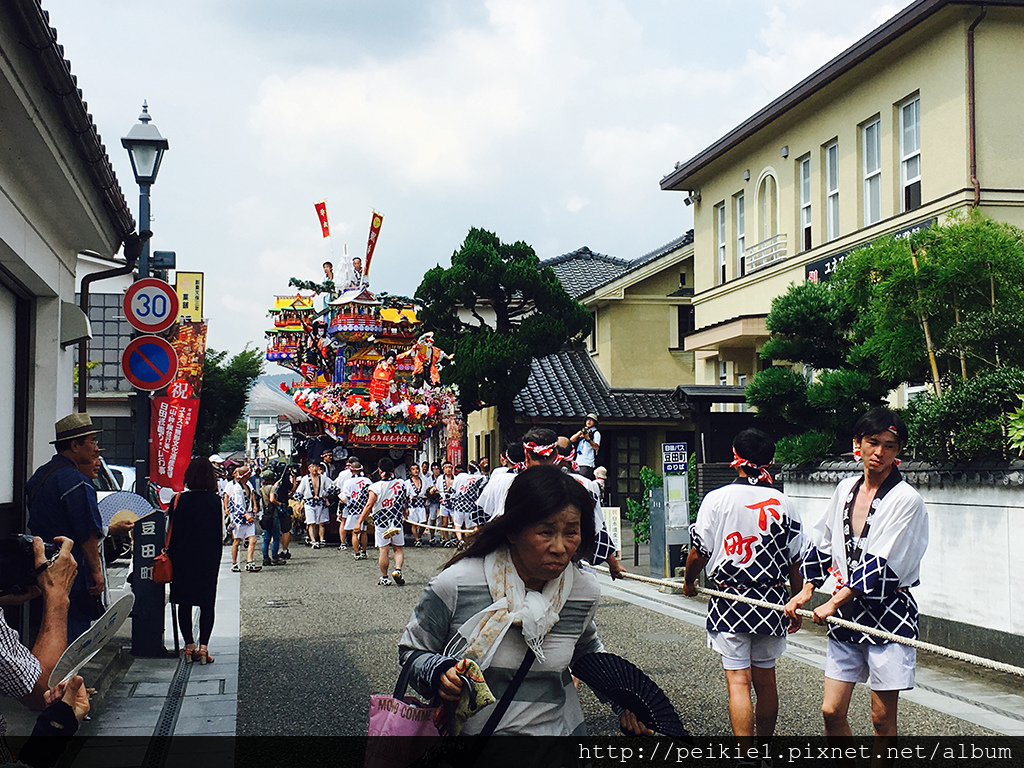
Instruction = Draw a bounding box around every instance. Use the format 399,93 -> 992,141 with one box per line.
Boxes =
571,652 -> 690,740
98,491 -> 157,527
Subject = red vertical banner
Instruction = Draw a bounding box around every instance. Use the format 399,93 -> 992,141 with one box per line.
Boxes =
150,396 -> 200,491
315,201 -> 331,238
446,437 -> 463,467
364,210 -> 383,275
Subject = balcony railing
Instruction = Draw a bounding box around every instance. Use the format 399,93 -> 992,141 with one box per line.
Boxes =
745,233 -> 787,272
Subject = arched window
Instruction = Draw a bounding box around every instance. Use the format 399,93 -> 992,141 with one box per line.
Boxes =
757,173 -> 778,242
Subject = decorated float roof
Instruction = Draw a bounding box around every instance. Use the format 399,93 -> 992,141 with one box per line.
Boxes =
329,287 -> 379,307
380,307 -> 419,325
271,295 -> 315,312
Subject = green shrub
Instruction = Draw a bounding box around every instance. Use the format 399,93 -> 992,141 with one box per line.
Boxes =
623,466 -> 663,544
775,430 -> 839,465
904,366 -> 1024,462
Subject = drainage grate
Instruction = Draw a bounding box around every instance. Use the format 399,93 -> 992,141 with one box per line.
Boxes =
265,598 -> 303,608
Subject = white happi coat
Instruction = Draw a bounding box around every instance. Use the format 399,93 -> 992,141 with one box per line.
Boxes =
341,475 -> 371,518
367,478 -> 410,529
689,479 -> 802,636
801,469 -> 929,643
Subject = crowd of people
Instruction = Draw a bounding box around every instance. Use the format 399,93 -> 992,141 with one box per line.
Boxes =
209,422 -> 621,588
5,405 -> 931,749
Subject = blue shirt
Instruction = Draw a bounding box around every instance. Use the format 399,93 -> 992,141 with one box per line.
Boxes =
26,454 -> 103,594
576,429 -> 600,468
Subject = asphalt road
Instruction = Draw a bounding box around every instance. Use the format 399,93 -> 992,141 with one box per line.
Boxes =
236,541 -> 994,738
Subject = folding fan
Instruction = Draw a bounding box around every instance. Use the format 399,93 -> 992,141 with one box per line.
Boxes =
571,652 -> 691,740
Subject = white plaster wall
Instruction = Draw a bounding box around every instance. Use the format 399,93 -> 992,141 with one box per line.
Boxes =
786,477 -> 1023,638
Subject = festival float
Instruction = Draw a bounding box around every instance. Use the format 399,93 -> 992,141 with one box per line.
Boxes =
263,206 -> 459,464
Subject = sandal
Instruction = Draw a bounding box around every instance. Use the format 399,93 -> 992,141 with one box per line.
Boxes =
197,646 -> 214,665
183,644 -> 196,663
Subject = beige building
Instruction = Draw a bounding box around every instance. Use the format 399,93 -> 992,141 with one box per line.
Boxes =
466,236 -> 720,508
660,0 -> 1024,396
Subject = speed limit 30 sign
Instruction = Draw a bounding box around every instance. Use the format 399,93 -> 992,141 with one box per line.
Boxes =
123,278 -> 179,333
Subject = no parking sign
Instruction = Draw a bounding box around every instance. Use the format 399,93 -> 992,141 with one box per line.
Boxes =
122,336 -> 178,391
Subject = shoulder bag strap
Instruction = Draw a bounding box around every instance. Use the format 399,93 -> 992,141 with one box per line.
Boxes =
165,493 -> 179,549
478,648 -> 536,738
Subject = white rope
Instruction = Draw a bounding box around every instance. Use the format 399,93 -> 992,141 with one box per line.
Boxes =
593,566 -> 1024,678
405,521 -> 467,534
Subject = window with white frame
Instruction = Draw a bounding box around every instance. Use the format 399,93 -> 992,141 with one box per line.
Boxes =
735,193 -> 746,277
825,141 -> 840,241
588,310 -> 597,352
719,361 -> 728,386
863,117 -> 881,226
757,174 -> 778,242
799,156 -> 812,251
737,374 -> 748,412
716,203 -> 726,284
900,96 -> 921,212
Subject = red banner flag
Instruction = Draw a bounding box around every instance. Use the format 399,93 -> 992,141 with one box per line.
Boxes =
150,396 -> 200,491
364,210 -> 383,275
315,201 -> 330,238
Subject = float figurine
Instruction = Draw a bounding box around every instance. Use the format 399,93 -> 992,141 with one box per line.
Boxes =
398,332 -> 453,389
369,353 -> 397,403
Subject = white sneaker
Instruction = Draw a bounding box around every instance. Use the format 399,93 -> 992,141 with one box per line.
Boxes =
378,576 -> 392,586
391,569 -> 405,586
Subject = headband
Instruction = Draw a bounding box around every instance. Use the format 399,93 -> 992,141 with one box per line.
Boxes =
523,441 -> 557,457
729,448 -> 773,485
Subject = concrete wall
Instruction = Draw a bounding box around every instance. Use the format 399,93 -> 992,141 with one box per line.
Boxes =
784,464 -> 1024,665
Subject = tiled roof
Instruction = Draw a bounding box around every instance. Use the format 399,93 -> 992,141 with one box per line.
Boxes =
513,348 -> 686,422
544,231 -> 695,301
542,247 -> 629,299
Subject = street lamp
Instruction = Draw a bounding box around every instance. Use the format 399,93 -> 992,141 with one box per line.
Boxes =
122,102 -> 169,497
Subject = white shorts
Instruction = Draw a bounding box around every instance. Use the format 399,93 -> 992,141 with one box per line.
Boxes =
439,505 -> 453,520
304,504 -> 329,525
407,506 -> 426,524
344,513 -> 366,531
825,639 -> 916,691
451,509 -> 467,528
707,631 -> 787,670
374,526 -> 405,548
427,504 -> 439,523
233,522 -> 256,540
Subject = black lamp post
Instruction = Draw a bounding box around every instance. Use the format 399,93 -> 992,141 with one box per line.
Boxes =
121,102 -> 168,497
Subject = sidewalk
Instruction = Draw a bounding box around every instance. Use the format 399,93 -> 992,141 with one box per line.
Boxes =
77,548 -> 240,733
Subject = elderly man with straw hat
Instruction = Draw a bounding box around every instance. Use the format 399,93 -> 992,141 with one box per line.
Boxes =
25,414 -> 108,641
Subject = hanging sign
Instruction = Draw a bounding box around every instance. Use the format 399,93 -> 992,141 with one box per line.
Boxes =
124,278 -> 179,333
174,272 -> 204,323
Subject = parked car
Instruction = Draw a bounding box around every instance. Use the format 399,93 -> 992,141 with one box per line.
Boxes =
107,464 -> 137,493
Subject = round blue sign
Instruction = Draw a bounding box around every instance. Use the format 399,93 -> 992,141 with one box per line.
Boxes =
122,336 -> 178,391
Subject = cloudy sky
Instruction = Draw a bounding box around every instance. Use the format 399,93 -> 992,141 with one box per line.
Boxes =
46,0 -> 911,360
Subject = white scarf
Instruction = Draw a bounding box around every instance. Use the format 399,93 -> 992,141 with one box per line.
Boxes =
455,545 -> 574,669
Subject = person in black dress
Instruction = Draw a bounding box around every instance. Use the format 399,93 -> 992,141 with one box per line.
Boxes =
168,457 -> 223,664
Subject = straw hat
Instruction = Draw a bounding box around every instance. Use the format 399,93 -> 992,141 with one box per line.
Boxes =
51,413 -> 101,444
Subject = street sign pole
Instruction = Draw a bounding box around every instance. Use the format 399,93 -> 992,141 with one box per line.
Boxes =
133,183 -> 152,498
661,442 -> 689,578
